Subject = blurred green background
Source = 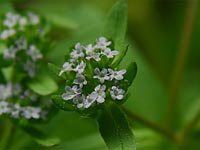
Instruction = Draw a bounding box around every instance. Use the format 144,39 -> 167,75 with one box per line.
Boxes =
0,0 -> 200,149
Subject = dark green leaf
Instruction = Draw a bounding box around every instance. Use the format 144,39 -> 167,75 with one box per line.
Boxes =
97,104 -> 136,150
104,0 -> 128,51
22,126 -> 60,147
124,62 -> 137,87
0,70 -> 6,83
52,95 -> 75,111
27,72 -> 58,95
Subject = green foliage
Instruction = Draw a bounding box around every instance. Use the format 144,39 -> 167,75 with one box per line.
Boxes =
27,72 -> 58,96
97,104 -> 136,150
52,95 -> 75,111
0,0 -> 200,149
48,63 -> 60,76
22,126 -> 60,147
104,0 -> 127,51
124,62 -> 137,88
111,45 -> 129,68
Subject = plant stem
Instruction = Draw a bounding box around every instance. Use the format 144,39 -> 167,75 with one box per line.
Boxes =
122,107 -> 176,141
166,0 -> 198,129
0,119 -> 13,150
177,110 -> 200,143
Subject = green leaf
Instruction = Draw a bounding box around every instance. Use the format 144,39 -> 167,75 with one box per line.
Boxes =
22,126 -> 60,147
104,0 -> 128,51
27,72 -> 58,95
112,45 -> 129,68
97,104 -> 136,150
124,62 -> 137,87
183,96 -> 200,126
0,69 -> 6,83
44,12 -> 78,29
48,63 -> 61,76
52,95 -> 75,111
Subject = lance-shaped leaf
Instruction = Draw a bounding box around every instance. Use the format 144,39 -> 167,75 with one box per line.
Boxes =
97,104 -> 136,150
111,45 -> 129,68
22,126 -> 60,147
124,62 -> 137,88
52,95 -> 75,111
27,72 -> 58,95
104,0 -> 128,51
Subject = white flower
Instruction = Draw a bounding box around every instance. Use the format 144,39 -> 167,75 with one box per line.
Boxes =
110,86 -> 125,100
73,95 -> 86,108
12,83 -> 22,96
93,68 -> 110,83
21,106 -> 41,119
11,104 -> 21,118
86,52 -> 101,61
3,46 -> 17,59
0,101 -> 11,115
24,90 -> 38,101
26,45 -> 43,61
62,85 -> 82,101
59,62 -> 73,76
18,17 -> 28,26
0,83 -> 12,100
15,37 -> 27,50
23,60 -> 37,77
95,37 -> 111,49
70,43 -> 84,59
73,73 -> 87,88
84,85 -> 106,108
101,48 -> 119,58
85,44 -> 101,61
85,44 -> 94,55
94,85 -> 106,103
27,12 -> 40,25
73,61 -> 86,74
0,29 -> 16,40
3,12 -> 19,28
84,92 -> 97,108
108,68 -> 126,80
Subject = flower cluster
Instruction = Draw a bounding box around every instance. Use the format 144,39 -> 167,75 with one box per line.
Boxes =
0,83 -> 47,119
0,12 -> 51,120
0,12 -> 44,77
59,37 -> 127,109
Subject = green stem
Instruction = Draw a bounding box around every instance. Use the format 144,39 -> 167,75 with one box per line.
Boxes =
177,110 -> 200,144
0,119 -> 13,150
166,0 -> 198,129
122,107 -> 176,141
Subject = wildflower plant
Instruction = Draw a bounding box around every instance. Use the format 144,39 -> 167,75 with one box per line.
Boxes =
54,37 -> 132,111
51,1 -> 137,149
0,11 -> 59,147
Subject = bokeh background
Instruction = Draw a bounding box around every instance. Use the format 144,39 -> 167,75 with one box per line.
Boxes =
0,0 -> 200,149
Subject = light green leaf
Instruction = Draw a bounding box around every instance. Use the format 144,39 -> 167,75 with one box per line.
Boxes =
22,126 -> 60,147
44,12 -> 78,29
97,104 -> 136,150
104,0 -> 128,51
52,95 -> 75,111
27,72 -> 58,95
